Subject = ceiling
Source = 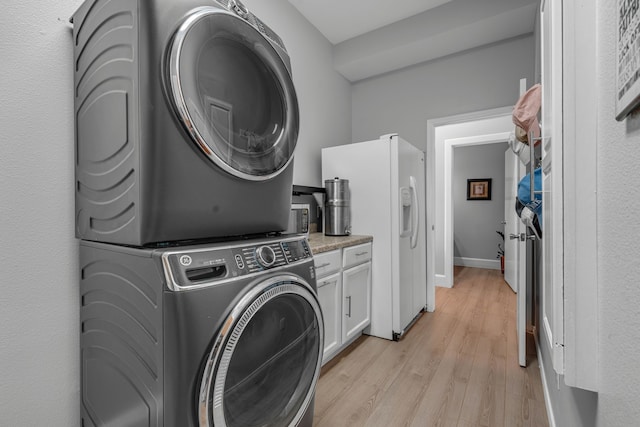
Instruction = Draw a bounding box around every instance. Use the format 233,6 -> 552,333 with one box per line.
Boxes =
287,0 -> 539,82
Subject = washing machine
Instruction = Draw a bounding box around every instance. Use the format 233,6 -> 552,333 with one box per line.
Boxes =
79,234 -> 323,426
72,0 -> 300,246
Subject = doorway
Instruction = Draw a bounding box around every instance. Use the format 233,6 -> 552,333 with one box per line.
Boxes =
451,141 -> 510,276
426,107 -> 514,306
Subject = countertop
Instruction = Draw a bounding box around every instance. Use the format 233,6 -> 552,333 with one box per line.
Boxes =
307,232 -> 373,254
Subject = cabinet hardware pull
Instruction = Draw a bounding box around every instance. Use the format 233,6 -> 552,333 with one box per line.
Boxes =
355,252 -> 368,256
346,296 -> 352,317
316,262 -> 331,268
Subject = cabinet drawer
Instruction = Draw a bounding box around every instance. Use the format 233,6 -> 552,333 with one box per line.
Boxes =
314,249 -> 341,278
342,242 -> 372,268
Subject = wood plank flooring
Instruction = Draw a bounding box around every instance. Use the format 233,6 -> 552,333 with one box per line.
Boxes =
313,267 -> 549,427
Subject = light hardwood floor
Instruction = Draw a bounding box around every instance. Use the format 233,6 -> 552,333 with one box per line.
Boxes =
313,266 -> 549,427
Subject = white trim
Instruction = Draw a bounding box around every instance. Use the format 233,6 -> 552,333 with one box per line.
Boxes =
453,257 -> 501,270
536,335 -> 558,427
542,316 -> 554,350
540,0 -> 567,380
434,274 -> 450,288
561,0 -> 598,392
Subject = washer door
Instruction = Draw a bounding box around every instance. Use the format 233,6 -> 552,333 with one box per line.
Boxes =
198,275 -> 324,427
168,7 -> 299,181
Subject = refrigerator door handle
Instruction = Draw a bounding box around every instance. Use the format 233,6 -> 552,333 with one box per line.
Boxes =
409,176 -> 419,249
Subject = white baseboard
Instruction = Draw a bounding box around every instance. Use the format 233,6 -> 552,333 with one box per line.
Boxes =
435,274 -> 452,288
535,334 -> 557,427
453,257 -> 500,270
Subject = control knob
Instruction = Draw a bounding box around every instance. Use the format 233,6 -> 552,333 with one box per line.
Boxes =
255,245 -> 276,268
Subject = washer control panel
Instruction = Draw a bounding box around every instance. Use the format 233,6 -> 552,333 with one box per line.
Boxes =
242,243 -> 287,272
165,236 -> 312,288
281,239 -> 311,263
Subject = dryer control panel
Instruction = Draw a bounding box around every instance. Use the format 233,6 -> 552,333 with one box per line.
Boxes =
163,236 -> 312,290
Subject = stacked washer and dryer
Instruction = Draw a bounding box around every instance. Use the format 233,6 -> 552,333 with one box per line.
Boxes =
72,1 -> 323,426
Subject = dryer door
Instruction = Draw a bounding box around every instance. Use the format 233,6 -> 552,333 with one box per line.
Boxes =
198,275 -> 323,427
168,7 -> 299,182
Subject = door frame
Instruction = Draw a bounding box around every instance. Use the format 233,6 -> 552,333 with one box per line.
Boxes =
504,148 -> 519,293
426,106 -> 513,302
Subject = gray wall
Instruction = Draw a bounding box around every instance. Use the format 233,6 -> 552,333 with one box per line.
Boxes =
1,3 -> 81,425
351,35 -> 535,150
453,143 -> 508,263
596,0 -> 640,420
539,327 -> 598,426
0,1 -> 350,425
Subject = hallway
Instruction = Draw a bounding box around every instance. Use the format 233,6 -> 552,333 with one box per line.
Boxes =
314,267 -> 548,426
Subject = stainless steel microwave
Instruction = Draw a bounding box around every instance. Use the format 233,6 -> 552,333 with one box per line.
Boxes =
285,204 -> 310,235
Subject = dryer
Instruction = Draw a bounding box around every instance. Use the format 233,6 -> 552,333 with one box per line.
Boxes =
72,0 -> 300,246
79,235 -> 323,426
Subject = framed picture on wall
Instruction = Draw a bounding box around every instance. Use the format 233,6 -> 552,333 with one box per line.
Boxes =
467,178 -> 492,200
617,0 -> 640,120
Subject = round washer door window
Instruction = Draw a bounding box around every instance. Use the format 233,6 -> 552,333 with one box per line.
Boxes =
198,275 -> 324,427
168,8 -> 299,181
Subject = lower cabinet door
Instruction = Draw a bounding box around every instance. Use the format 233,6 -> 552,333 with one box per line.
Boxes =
342,261 -> 372,343
316,272 -> 341,362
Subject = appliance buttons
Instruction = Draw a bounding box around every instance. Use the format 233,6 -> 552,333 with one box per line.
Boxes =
234,254 -> 245,269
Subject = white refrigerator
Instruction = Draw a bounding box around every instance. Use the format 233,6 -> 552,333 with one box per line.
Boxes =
322,134 -> 427,340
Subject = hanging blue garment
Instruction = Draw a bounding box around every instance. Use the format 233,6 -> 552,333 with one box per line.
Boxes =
516,168 -> 542,239
518,167 -> 542,204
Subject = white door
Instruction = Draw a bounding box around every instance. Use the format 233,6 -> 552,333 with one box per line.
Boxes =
504,149 -> 519,293
411,154 -> 427,315
516,196 -> 528,367
506,141 -> 527,367
396,139 -> 415,332
394,137 -> 426,335
342,262 -> 372,343
516,79 -> 529,368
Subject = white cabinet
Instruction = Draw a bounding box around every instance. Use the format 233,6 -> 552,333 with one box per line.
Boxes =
342,243 -> 372,269
342,262 -> 371,343
314,242 -> 372,365
317,272 -> 341,361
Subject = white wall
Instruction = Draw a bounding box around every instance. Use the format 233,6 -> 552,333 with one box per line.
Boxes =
453,143 -> 508,266
352,35 -> 535,150
0,1 -> 349,425
596,1 -> 640,424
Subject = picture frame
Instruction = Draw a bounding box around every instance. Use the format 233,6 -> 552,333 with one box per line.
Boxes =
467,178 -> 492,200
616,0 -> 640,120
